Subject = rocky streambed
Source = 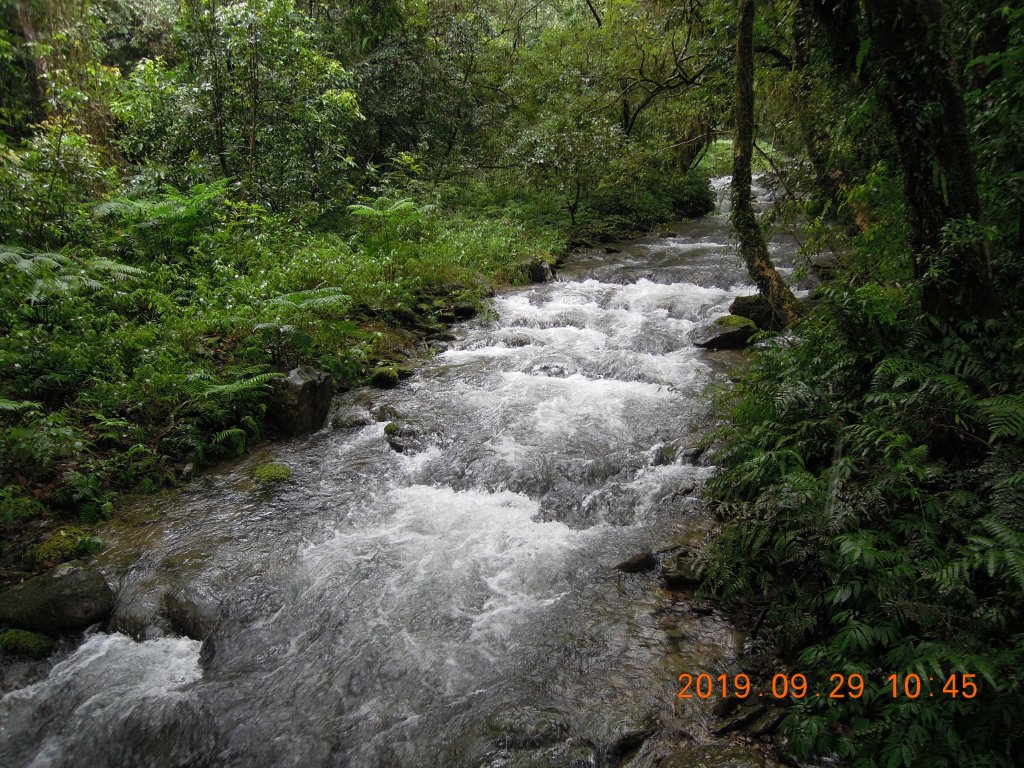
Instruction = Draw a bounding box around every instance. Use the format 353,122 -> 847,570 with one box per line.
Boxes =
0,178 -> 806,767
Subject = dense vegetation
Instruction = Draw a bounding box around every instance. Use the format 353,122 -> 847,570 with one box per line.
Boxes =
1,0 -> 1021,766
702,1 -> 1024,766
0,0 -> 715,569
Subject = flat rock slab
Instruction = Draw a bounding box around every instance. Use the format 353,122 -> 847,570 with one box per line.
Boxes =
0,561 -> 114,632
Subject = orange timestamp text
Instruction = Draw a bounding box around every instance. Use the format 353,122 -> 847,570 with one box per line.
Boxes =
677,672 -> 979,700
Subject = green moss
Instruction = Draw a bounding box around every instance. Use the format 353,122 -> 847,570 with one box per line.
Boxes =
369,366 -> 401,389
27,526 -> 101,566
713,314 -> 757,329
253,462 -> 292,483
0,629 -> 54,658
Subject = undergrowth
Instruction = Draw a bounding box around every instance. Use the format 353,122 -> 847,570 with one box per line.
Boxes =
702,166 -> 1024,766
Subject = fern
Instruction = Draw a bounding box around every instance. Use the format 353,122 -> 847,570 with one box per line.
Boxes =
978,395 -> 1024,442
0,398 -> 41,413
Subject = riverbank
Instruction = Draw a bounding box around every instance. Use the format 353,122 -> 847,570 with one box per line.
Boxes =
0,173 -> 717,589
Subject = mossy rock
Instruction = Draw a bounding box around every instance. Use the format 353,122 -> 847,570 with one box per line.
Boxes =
0,561 -> 113,631
28,526 -> 101,567
369,366 -> 412,389
713,313 -> 757,329
0,629 -> 54,658
370,366 -> 400,389
253,463 -> 292,484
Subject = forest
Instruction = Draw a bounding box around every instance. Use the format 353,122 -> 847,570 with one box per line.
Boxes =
0,0 -> 1022,766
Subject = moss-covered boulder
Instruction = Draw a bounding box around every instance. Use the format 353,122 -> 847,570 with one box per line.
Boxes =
369,366 -> 412,389
713,313 -> 757,329
729,294 -> 786,331
0,629 -> 55,658
383,418 -> 442,454
0,561 -> 114,631
253,463 -> 292,484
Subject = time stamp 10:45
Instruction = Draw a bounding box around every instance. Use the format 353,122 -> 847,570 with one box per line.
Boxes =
677,673 -> 979,700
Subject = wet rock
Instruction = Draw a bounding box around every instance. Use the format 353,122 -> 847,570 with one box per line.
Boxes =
604,246 -> 621,254
660,745 -> 766,768
532,362 -> 572,377
730,294 -> 786,331
614,552 -> 658,574
428,331 -> 457,342
689,600 -> 715,616
160,590 -> 221,641
712,695 -> 743,719
505,334 -> 533,348
526,257 -> 556,283
64,695 -> 217,768
369,366 -> 412,389
691,323 -> 756,351
269,366 -> 333,436
747,708 -> 786,738
0,561 -> 113,631
390,305 -> 423,328
489,706 -> 570,749
453,302 -> 478,320
330,406 -> 373,430
810,253 -> 837,280
714,704 -> 769,736
370,403 -> 403,422
384,419 -> 442,454
661,553 -> 703,589
659,231 -> 677,239
608,723 -> 657,762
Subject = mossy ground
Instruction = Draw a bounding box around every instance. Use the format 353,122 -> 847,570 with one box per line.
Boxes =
0,629 -> 54,658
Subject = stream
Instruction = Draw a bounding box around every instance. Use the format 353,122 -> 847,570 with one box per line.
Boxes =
0,177 -> 801,767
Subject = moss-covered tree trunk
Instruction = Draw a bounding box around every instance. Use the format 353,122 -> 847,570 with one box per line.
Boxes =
731,0 -> 798,328
860,0 -> 994,320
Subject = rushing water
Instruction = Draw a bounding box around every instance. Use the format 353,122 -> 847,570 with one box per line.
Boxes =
0,178 -> 801,767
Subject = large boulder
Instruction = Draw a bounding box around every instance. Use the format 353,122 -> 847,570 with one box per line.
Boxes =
0,561 -> 114,631
269,366 -> 333,436
729,294 -> 786,331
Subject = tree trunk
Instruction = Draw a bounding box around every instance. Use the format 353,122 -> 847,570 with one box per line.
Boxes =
731,0 -> 798,328
860,0 -> 994,320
